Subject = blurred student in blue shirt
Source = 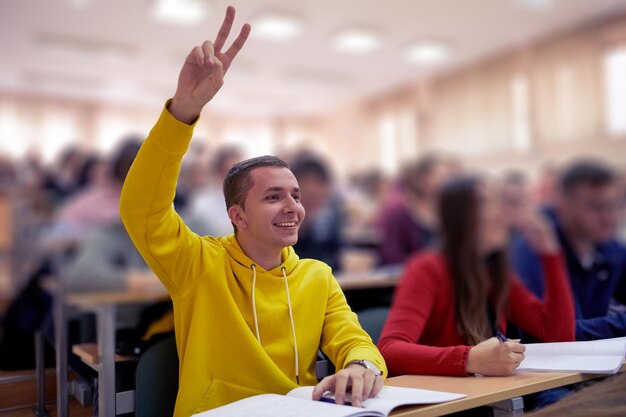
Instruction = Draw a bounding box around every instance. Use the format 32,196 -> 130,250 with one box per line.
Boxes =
510,159 -> 626,407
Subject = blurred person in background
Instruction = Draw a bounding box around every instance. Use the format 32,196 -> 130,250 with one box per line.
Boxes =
501,169 -> 533,237
74,153 -> 108,191
41,145 -> 85,203
378,175 -> 574,379
182,145 -> 242,236
0,138 -> 142,370
512,159 -> 626,342
533,162 -> 559,208
291,152 -> 344,271
511,159 -> 626,408
176,141 -> 209,211
48,137 -> 142,240
343,169 -> 389,249
375,154 -> 453,266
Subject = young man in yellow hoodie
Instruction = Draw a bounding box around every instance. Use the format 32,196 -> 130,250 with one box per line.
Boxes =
120,6 -> 387,416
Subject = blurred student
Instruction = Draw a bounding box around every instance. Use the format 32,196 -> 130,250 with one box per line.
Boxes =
50,138 -> 142,238
291,154 -> 343,271
375,155 -> 452,265
378,175 -> 575,377
182,145 -> 242,236
120,7 -> 386,416
501,170 -> 532,236
511,159 -> 626,341
511,159 -> 626,408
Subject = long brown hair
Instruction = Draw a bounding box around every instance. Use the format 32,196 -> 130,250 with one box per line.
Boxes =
438,175 -> 510,345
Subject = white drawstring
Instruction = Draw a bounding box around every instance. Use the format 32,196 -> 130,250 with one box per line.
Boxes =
250,264 -> 261,344
281,266 -> 300,385
249,263 -> 300,384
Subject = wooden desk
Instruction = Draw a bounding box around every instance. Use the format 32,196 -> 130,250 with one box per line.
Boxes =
55,273 -> 168,417
336,265 -> 403,290
387,368 -> 623,417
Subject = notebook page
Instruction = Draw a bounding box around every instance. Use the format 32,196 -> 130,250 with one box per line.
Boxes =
518,337 -> 626,374
288,386 -> 467,416
192,393 -> 380,417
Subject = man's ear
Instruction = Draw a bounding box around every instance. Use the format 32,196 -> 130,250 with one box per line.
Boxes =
228,204 -> 247,229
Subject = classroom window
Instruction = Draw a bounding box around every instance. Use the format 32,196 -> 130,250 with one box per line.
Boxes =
511,74 -> 531,152
603,45 -> 626,136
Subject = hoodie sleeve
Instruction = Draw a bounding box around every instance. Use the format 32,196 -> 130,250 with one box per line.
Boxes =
319,271 -> 388,377
119,102 -> 219,296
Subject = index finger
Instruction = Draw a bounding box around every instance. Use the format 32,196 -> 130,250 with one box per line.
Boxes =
312,376 -> 335,400
213,6 -> 236,52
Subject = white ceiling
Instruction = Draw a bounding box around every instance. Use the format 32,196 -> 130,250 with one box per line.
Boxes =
2,0 -> 626,117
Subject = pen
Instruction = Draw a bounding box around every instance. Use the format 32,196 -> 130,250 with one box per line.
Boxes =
496,330 -> 509,343
319,396 -> 352,406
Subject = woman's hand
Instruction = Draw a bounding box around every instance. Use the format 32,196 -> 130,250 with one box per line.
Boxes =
466,337 -> 526,376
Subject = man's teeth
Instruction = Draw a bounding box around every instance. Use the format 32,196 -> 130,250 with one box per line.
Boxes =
275,222 -> 296,227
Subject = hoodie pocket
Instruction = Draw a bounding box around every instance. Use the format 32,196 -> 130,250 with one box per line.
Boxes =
193,378 -> 266,413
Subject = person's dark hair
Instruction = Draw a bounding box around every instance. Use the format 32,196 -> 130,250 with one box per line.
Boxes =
559,159 -> 616,194
111,137 -> 142,184
223,155 -> 289,210
211,146 -> 242,177
529,372 -> 626,417
403,154 -> 443,197
76,154 -> 102,189
438,175 -> 510,345
290,156 -> 331,184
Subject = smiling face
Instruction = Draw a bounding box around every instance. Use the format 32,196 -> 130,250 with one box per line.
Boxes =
228,166 -> 306,254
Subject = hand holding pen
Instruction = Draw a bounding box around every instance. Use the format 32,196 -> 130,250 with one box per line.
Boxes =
466,332 -> 526,376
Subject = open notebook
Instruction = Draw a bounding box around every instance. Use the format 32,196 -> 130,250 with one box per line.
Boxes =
518,336 -> 626,374
192,385 -> 466,417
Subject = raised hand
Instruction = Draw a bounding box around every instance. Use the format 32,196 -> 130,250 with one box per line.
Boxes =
518,209 -> 559,255
170,6 -> 251,123
466,337 -> 526,376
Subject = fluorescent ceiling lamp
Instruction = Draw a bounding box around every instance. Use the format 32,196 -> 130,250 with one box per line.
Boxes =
151,0 -> 209,25
64,0 -> 92,8
253,13 -> 302,41
333,29 -> 381,55
406,40 -> 451,64
512,0 -> 554,11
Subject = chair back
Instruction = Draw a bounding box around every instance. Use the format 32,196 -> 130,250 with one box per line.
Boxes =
357,307 -> 390,345
135,334 -> 178,417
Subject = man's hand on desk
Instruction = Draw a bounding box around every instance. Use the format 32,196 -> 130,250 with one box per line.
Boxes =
311,363 -> 385,407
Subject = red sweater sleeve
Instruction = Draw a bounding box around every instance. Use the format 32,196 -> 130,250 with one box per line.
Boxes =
507,253 -> 575,342
378,255 -> 471,376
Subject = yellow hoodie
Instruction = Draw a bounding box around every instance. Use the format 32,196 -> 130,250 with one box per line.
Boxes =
120,103 -> 387,417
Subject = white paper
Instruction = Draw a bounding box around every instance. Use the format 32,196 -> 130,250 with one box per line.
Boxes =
192,394 -> 379,417
518,337 -> 626,374
288,385 -> 466,415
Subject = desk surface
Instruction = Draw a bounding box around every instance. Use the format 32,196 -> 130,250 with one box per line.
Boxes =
66,273 -> 168,307
387,367 -> 622,417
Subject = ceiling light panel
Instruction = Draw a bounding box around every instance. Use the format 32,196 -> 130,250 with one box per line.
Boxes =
332,28 -> 382,55
151,0 -> 212,25
252,12 -> 303,42
406,40 -> 451,64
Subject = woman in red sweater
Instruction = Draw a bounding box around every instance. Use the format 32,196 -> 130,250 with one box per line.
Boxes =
378,175 -> 575,377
